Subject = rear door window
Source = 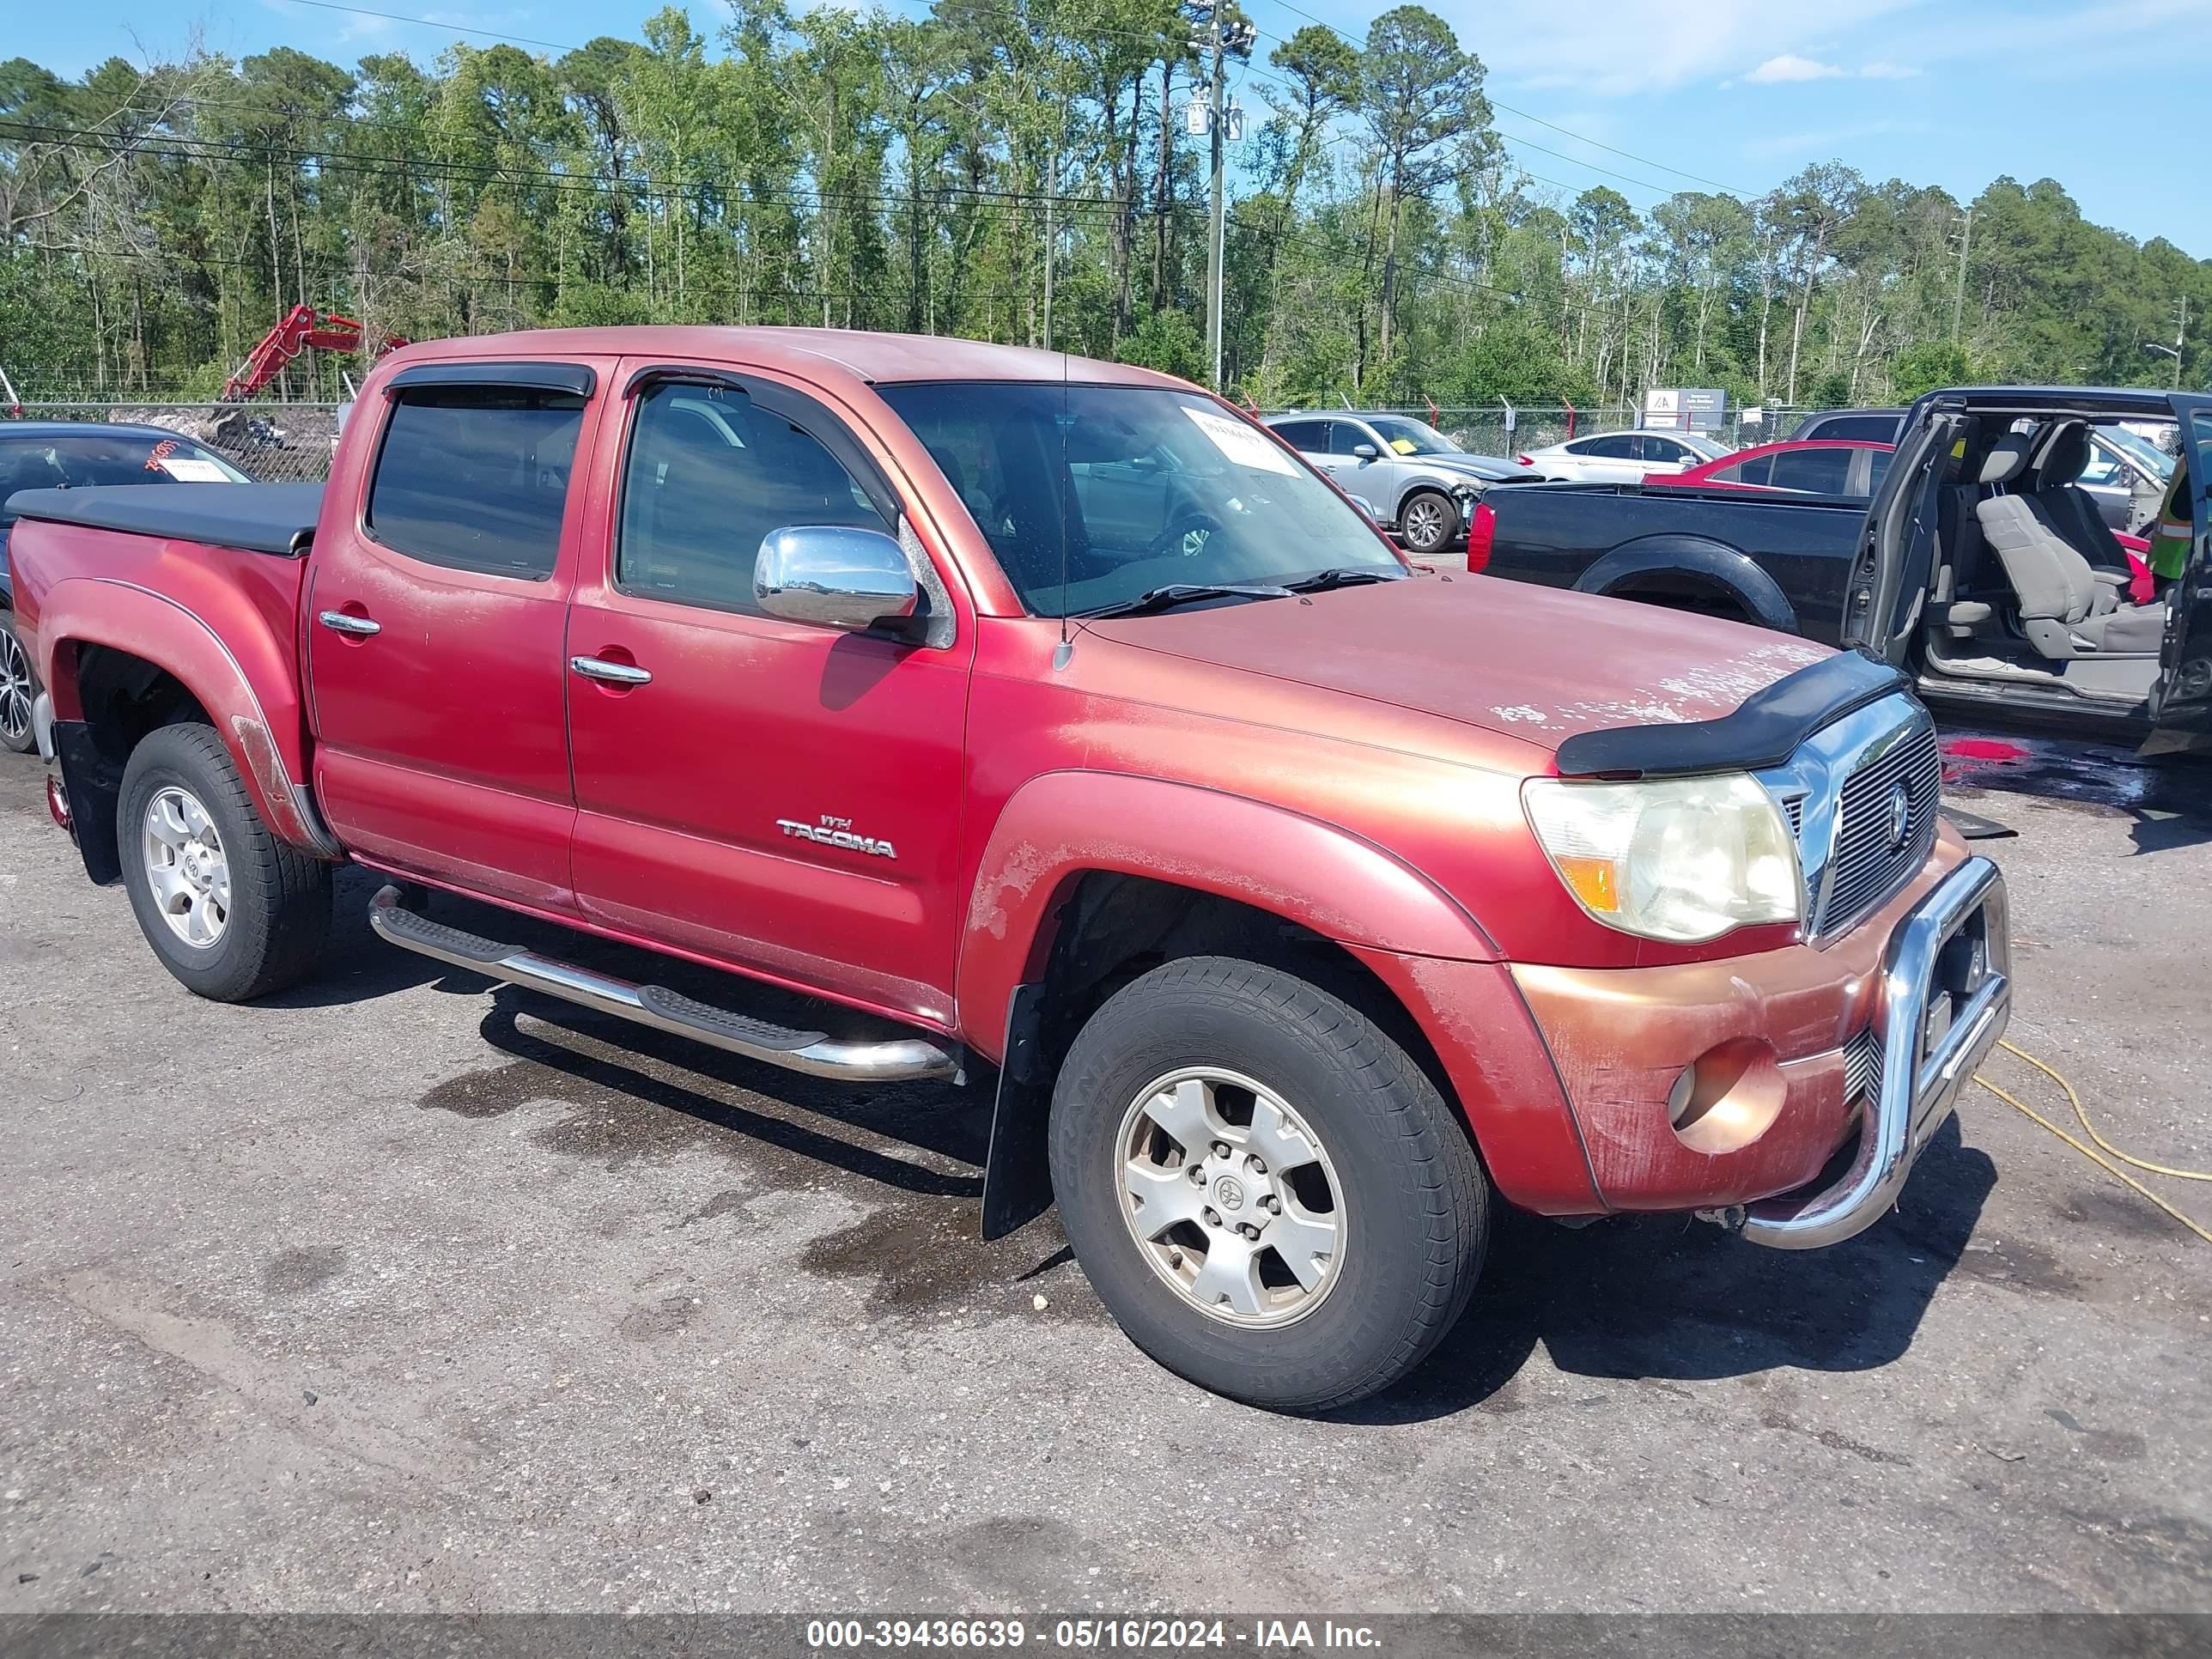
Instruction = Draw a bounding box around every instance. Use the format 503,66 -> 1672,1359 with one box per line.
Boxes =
1583,434 -> 1638,459
368,386 -> 586,578
1272,420 -> 1326,453
1720,455 -> 1772,487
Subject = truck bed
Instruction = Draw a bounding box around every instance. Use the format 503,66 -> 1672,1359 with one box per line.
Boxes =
3,482 -> 325,557
1480,481 -> 1869,643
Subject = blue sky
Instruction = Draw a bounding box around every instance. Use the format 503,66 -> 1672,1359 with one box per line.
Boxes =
14,0 -> 2211,257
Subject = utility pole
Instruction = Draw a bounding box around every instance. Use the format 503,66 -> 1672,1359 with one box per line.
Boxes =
1203,4 -> 1227,392
1949,205 -> 1973,343
2148,295 -> 2190,388
1189,5 -> 1250,392
1042,142 -> 1056,351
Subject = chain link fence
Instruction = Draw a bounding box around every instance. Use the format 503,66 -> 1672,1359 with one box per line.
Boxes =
10,403 -> 341,484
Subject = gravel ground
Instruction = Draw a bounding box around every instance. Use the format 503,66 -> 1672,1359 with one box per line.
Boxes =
0,733 -> 2207,1615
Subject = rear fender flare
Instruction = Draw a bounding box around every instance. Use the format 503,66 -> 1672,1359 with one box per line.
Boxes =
35,576 -> 335,856
957,771 -> 1499,1060
1577,536 -> 1800,633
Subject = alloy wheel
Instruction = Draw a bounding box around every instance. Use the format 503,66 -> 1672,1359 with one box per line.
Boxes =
1115,1066 -> 1346,1327
0,627 -> 31,750
142,785 -> 232,948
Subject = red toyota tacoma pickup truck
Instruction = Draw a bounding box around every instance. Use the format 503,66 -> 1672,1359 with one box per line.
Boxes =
4,327 -> 2012,1411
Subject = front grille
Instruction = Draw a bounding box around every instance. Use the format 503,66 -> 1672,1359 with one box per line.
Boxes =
1812,723 -> 1942,937
1843,1026 -> 1884,1105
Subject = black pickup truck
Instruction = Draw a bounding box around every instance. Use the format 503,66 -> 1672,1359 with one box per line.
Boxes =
1469,480 -> 1869,641
1469,385 -> 2212,750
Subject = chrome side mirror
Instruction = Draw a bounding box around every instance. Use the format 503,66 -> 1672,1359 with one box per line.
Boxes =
755,525 -> 920,633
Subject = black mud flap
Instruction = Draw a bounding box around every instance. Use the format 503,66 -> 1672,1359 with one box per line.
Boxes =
980,984 -> 1054,1241
52,719 -> 124,884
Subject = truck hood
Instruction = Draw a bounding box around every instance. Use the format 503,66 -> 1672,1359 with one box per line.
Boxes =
1089,573 -> 1832,752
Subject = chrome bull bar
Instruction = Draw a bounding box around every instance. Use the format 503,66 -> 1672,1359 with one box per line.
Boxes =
1742,854 -> 2011,1249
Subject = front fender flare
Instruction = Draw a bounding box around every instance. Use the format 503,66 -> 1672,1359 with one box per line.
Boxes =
959,772 -> 1603,1218
957,771 -> 1499,1056
1576,535 -> 1800,634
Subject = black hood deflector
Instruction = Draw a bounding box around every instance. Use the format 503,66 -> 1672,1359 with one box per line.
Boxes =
1553,648 -> 1911,780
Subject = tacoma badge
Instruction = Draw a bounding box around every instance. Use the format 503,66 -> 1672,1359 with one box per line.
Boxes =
777,814 -> 898,860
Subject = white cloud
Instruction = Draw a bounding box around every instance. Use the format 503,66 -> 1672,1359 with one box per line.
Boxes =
1460,0 -> 1923,96
1747,54 -> 1844,82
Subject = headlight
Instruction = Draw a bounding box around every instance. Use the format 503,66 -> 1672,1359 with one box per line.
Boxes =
1522,773 -> 1802,943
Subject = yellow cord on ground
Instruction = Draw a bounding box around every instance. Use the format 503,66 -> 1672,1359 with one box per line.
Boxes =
1973,1040 -> 2212,1246
1995,1038 -> 2212,1182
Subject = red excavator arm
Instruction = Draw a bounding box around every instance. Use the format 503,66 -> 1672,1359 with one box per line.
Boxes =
222,305 -> 408,403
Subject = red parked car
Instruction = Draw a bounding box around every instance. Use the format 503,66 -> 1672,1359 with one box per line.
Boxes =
1654,439 -> 1894,497
3,327 -> 2011,1411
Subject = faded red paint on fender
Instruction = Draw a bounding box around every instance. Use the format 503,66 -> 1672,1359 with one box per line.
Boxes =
15,533 -> 320,849
956,769 -> 1501,1048
1342,946 -> 1604,1214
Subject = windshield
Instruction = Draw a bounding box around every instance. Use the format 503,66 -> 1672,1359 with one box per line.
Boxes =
0,431 -> 248,526
1676,431 -> 1735,461
1364,416 -> 1460,457
878,382 -> 1401,617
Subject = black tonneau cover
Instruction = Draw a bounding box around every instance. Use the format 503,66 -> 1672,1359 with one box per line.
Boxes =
3,482 -> 325,557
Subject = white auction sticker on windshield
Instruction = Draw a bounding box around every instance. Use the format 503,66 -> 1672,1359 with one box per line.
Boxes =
1182,405 -> 1298,476
155,456 -> 234,483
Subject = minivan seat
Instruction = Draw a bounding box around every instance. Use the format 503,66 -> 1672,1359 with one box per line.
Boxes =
1976,433 -> 2165,657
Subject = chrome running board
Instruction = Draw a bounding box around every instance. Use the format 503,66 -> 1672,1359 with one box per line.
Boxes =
368,885 -> 960,1084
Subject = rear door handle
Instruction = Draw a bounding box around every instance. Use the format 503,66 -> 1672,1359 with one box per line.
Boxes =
570,655 -> 652,687
318,610 -> 380,637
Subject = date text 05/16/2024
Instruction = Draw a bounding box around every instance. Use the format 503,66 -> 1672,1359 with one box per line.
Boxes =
805,1620 -> 1383,1651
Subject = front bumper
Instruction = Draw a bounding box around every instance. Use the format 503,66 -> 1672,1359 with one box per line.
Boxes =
1507,838 -> 2011,1242
1741,854 -> 2009,1247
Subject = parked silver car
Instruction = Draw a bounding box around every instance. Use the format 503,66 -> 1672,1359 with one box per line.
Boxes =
1262,412 -> 1536,554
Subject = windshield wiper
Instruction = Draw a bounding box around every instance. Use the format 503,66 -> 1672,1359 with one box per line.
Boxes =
1078,582 -> 1294,619
1283,566 -> 1408,592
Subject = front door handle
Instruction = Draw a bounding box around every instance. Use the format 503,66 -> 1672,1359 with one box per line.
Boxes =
318,610 -> 381,638
570,655 -> 653,687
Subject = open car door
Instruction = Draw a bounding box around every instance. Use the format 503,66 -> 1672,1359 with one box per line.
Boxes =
2144,396 -> 2212,755
1839,396 -> 1965,663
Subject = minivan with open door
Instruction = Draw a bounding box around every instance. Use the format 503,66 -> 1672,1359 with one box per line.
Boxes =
1841,385 -> 2211,754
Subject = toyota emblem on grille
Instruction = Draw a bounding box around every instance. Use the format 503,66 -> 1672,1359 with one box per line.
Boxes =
1887,780 -> 1911,848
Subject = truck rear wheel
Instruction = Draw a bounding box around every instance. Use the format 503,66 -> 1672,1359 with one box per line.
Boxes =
1049,957 -> 1488,1412
118,724 -> 331,1002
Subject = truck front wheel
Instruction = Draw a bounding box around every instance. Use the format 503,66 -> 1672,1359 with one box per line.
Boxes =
1049,957 -> 1489,1412
118,724 -> 332,1002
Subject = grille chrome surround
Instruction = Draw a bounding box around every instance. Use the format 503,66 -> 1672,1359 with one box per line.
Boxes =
1757,691 -> 1943,945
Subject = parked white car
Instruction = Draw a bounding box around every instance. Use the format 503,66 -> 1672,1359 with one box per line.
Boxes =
1518,428 -> 1732,483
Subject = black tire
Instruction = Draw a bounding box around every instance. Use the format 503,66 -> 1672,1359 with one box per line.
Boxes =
0,614 -> 35,755
1049,957 -> 1489,1413
118,723 -> 331,1001
1395,488 -> 1458,556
